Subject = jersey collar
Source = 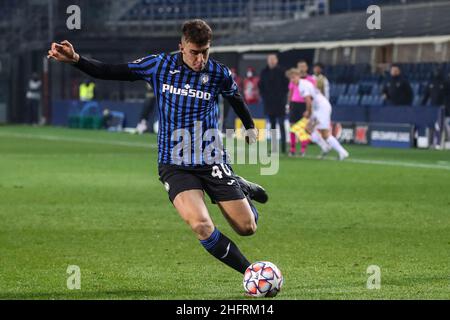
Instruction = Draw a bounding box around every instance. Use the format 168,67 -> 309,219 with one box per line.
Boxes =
176,52 -> 210,73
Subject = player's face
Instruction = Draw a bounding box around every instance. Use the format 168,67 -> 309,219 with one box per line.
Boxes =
267,55 -> 278,69
313,66 -> 322,75
180,40 -> 210,72
290,74 -> 300,84
298,62 -> 308,74
390,66 -> 401,77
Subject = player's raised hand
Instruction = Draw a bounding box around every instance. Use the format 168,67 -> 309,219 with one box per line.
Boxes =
47,40 -> 79,64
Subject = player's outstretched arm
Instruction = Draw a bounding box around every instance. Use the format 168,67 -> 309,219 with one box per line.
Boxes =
47,40 -> 140,81
224,93 -> 258,144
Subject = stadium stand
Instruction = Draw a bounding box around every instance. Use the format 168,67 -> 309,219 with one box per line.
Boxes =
118,0 -> 326,22
326,61 -> 449,108
215,1 -> 450,45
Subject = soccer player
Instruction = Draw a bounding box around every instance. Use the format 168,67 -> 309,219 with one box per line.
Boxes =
287,68 -> 349,161
287,60 -> 316,157
47,20 -> 268,275
289,117 -> 311,157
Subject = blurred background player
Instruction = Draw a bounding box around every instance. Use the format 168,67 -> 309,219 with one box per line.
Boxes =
382,64 -> 413,106
313,62 -> 330,100
242,67 -> 260,107
25,73 -> 42,125
287,60 -> 316,156
421,68 -> 447,107
288,68 -> 349,160
289,116 -> 311,157
79,79 -> 96,102
136,83 -> 157,135
259,54 -> 289,153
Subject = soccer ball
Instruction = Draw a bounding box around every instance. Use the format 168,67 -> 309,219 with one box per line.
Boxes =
243,261 -> 283,298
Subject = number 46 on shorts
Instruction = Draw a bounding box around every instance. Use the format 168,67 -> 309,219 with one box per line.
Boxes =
211,164 -> 232,179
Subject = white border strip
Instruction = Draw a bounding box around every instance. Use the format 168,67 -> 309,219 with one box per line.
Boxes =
211,35 -> 450,53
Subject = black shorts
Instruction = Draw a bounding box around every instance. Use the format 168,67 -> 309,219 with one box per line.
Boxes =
289,102 -> 306,124
158,164 -> 246,203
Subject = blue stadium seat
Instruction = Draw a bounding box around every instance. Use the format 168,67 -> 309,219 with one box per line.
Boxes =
348,95 -> 360,106
412,95 -> 423,107
411,82 -> 421,96
336,94 -> 350,106
372,95 -> 385,106
346,84 -> 359,95
360,94 -> 372,106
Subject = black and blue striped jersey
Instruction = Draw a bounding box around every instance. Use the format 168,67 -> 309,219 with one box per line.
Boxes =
128,52 -> 240,166
74,52 -> 254,167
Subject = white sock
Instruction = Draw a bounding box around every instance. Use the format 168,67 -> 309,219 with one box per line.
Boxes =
326,136 -> 348,156
311,131 -> 330,153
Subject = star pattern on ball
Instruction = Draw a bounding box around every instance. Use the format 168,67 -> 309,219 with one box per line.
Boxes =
244,262 -> 283,297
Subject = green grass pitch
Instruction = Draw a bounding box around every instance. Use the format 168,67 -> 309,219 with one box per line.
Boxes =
0,126 -> 449,300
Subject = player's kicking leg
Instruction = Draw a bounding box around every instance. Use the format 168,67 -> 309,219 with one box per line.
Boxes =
234,175 -> 268,204
218,199 -> 257,236
310,130 -> 332,158
173,190 -> 252,274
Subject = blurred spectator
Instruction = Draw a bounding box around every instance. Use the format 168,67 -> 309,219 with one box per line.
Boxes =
287,60 -> 316,156
242,67 -> 260,105
422,69 -> 446,106
102,109 -> 113,129
313,62 -> 330,100
444,73 -> 450,142
79,79 -> 96,102
382,64 -> 413,106
232,67 -> 243,90
259,54 -> 289,153
25,73 -> 42,125
136,83 -> 156,134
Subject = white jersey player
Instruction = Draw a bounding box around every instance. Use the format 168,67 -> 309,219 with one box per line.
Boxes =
288,68 -> 349,160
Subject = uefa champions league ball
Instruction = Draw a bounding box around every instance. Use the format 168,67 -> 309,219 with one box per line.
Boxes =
243,261 -> 283,298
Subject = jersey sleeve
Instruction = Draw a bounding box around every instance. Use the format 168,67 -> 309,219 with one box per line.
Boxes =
299,80 -> 315,98
127,54 -> 160,81
220,67 -> 239,97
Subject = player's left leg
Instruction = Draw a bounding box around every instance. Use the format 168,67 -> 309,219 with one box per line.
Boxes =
310,130 -> 331,156
320,129 -> 349,160
288,102 -> 304,155
300,139 -> 311,157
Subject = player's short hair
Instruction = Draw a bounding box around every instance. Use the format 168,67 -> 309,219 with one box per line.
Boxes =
314,62 -> 324,69
297,59 -> 308,65
182,19 -> 212,46
285,68 -> 301,78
